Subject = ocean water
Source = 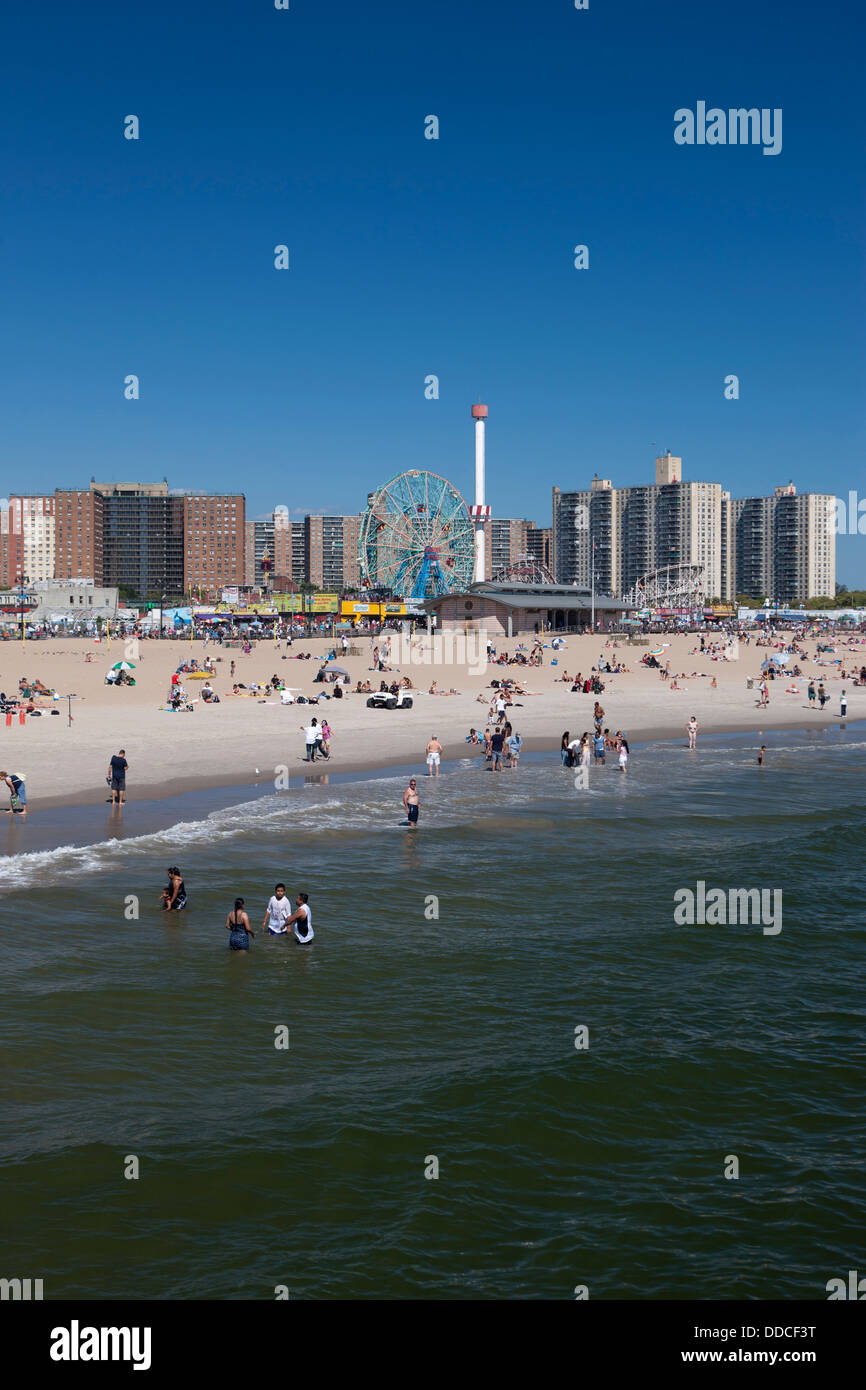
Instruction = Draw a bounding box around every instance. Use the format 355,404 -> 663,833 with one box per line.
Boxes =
0,725 -> 863,1300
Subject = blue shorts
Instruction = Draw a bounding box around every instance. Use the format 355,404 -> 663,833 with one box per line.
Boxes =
407,804 -> 419,824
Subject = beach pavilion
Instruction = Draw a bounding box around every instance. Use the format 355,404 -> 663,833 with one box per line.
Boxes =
423,582 -> 630,636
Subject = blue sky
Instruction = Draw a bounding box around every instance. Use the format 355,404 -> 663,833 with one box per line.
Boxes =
1,0 -> 864,581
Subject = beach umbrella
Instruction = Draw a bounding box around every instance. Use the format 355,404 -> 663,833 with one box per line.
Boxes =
111,660 -> 136,671
649,646 -> 665,656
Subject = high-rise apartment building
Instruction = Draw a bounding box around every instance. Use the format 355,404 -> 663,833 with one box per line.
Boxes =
290,521 -> 306,585
0,529 -> 24,587
183,494 -> 245,593
773,489 -> 835,602
484,518 -> 535,578
554,457 -> 723,598
243,510 -> 295,590
96,482 -> 185,598
272,508 -> 292,580
731,485 -> 835,602
524,524 -> 552,571
304,515 -> 361,590
5,496 -> 56,582
552,477 -> 621,594
555,460 -> 835,604
54,489 -> 105,581
731,495 -> 775,600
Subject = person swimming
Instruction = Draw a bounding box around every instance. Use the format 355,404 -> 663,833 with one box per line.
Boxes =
226,896 -> 254,950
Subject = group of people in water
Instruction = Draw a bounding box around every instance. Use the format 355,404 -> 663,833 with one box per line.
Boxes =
159,870 -> 314,951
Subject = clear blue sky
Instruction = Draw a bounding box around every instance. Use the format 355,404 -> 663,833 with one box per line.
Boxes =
1,0 -> 863,582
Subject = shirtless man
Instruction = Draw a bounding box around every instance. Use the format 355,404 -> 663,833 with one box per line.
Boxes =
403,778 -> 420,828
425,736 -> 443,776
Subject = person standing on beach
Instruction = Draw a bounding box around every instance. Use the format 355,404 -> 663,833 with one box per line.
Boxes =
687,717 -> 699,748
490,726 -> 504,771
507,730 -> 522,767
302,718 -> 319,761
561,731 -> 571,766
226,897 -> 254,951
108,749 -> 128,806
818,683 -> 827,709
840,689 -> 847,718
0,771 -> 27,819
426,735 -> 442,776
262,883 -> 291,936
403,778 -> 420,828
593,730 -> 606,765
807,680 -> 816,705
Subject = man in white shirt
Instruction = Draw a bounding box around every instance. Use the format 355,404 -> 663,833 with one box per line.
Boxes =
262,883 -> 292,935
302,718 -> 319,760
285,891 -> 314,944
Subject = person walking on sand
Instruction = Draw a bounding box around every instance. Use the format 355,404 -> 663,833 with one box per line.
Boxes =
302,717 -> 319,761
0,770 -> 27,819
318,719 -> 332,759
226,897 -> 255,951
687,716 -> 699,748
108,748 -> 128,806
403,777 -> 420,828
426,735 -> 443,776
807,680 -> 816,706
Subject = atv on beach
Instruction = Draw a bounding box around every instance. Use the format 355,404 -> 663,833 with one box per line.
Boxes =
366,689 -> 413,710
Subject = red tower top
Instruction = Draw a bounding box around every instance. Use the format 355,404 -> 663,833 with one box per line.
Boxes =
471,403 -> 488,419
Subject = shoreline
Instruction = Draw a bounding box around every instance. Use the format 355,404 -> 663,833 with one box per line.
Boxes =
4,716 -> 862,860
28,709 -> 858,812
5,632 -> 862,849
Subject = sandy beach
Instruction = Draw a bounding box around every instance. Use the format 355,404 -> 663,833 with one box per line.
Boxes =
0,630 -> 862,810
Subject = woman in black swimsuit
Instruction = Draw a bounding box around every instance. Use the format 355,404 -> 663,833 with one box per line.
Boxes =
160,867 -> 187,912
226,897 -> 254,951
